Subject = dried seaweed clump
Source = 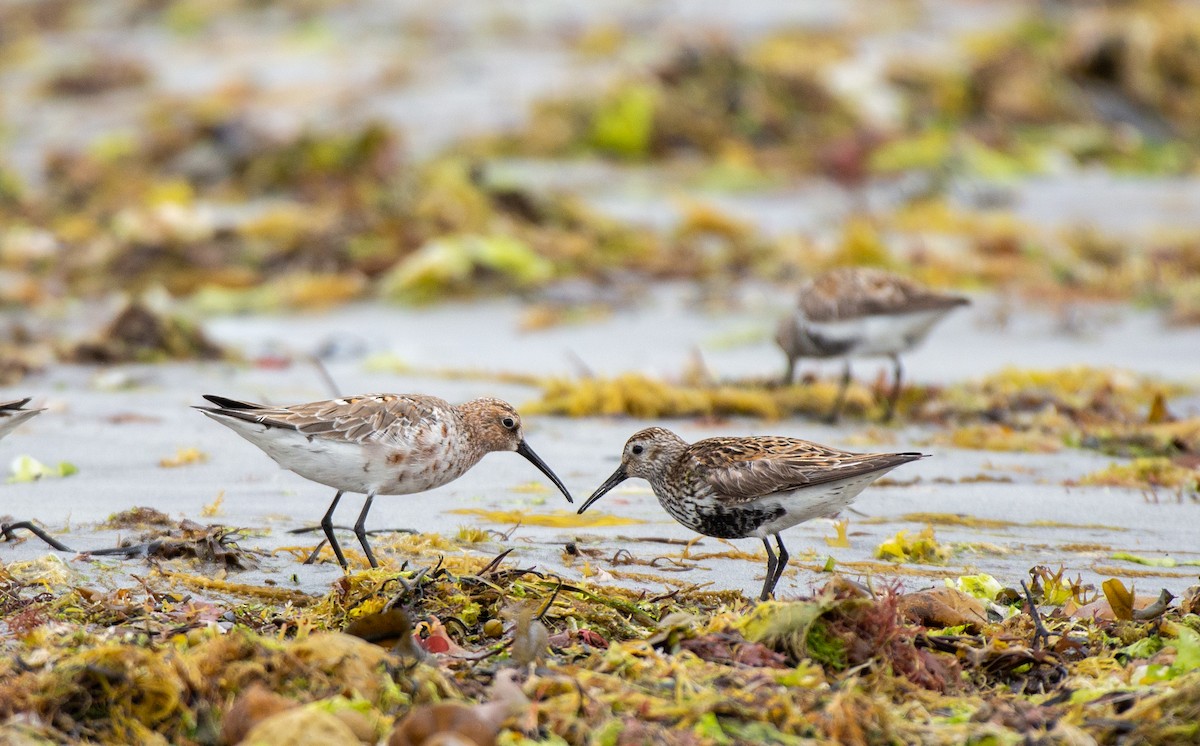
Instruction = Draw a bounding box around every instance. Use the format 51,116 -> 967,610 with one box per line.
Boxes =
527,372 -> 889,421
41,53 -> 149,97
90,520 -> 263,571
874,526 -> 954,564
101,506 -> 175,530
3,551 -> 1200,744
296,557 -> 738,649
476,38 -> 862,173
0,627 -> 426,744
922,366 -> 1199,459
928,365 -> 1168,426
1061,2 -> 1200,141
66,301 -> 224,363
1,93 -> 665,308
881,6 -> 1200,179
1076,457 -> 1199,492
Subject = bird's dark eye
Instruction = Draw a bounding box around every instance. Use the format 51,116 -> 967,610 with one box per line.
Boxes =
501,417 -> 516,429
631,444 -> 644,455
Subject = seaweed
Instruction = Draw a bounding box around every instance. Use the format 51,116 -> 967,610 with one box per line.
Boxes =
1075,458 -> 1200,491
41,53 -> 149,97
88,521 -> 262,571
66,301 -> 225,363
447,508 -> 644,529
3,547 -> 1200,744
476,39 -> 861,174
874,526 -> 953,565
526,371 -> 866,421
2,5 -> 1200,319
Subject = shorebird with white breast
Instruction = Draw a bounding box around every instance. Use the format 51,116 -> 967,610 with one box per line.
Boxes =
579,426 -> 926,601
776,267 -> 969,422
198,393 -> 573,568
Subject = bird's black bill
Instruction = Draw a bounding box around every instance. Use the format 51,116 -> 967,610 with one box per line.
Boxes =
516,440 -> 574,504
577,466 -> 628,515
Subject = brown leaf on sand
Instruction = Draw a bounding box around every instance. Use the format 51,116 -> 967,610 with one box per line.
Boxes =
1132,590 -> 1175,621
1101,578 -> 1134,621
897,588 -> 988,632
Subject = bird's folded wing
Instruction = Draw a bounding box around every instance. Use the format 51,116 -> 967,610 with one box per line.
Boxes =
212,394 -> 436,446
801,271 -> 968,321
698,439 -> 923,503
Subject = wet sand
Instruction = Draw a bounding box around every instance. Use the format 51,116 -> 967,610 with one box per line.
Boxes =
1,0 -> 1196,601
3,291 -> 1196,600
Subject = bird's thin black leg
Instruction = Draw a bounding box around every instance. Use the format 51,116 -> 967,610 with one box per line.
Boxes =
827,360 -> 852,424
1,521 -> 72,552
759,537 -> 778,602
883,353 -> 903,423
770,534 -> 790,595
781,354 -> 797,387
354,491 -> 379,569
308,490 -> 348,568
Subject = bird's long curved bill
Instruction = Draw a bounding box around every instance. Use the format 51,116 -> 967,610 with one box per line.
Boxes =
577,466 -> 628,515
516,440 -> 573,504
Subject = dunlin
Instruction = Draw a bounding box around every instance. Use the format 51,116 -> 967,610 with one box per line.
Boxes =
197,393 -> 573,568
776,267 -> 969,422
0,398 -> 71,552
578,427 -> 925,601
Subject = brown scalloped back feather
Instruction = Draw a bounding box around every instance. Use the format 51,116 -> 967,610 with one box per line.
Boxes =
682,435 -> 927,504
197,393 -> 454,446
797,267 -> 969,323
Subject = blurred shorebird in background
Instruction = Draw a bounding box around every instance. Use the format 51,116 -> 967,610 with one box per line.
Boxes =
776,267 -> 970,422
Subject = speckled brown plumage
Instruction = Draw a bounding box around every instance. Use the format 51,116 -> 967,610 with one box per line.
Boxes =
685,434 -> 922,502
580,426 -> 926,601
198,393 -> 572,569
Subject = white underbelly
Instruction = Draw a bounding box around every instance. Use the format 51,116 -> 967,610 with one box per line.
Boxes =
751,469 -> 900,537
807,309 -> 949,357
227,421 -> 472,495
